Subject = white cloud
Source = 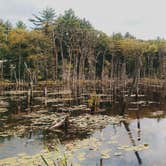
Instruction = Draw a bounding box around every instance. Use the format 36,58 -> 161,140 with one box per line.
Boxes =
0,0 -> 166,39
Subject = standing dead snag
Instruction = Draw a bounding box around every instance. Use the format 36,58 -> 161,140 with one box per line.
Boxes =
0,60 -> 4,81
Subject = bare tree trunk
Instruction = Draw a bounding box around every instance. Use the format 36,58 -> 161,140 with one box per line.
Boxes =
111,55 -> 114,79
55,47 -> 58,80
60,39 -> 65,80
67,48 -> 72,83
102,54 -> 105,81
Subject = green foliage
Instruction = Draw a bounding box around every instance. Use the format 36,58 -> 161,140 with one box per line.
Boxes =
0,8 -> 166,82
16,20 -> 27,29
29,7 -> 56,28
41,154 -> 72,166
88,93 -> 100,107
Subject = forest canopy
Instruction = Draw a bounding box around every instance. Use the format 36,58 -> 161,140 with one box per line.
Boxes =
0,8 -> 166,83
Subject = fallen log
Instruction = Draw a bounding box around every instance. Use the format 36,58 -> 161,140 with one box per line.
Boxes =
49,115 -> 69,130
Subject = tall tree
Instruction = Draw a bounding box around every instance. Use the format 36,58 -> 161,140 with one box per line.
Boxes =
16,21 -> 27,29
29,7 -> 56,29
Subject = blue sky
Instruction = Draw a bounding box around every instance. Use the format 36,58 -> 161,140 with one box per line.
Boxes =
0,0 -> 166,39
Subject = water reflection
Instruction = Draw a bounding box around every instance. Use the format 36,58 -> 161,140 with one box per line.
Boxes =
0,131 -> 44,159
0,86 -> 165,165
122,120 -> 142,165
82,115 -> 166,166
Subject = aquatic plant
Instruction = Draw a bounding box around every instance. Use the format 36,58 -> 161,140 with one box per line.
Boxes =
88,93 -> 100,108
41,154 -> 73,166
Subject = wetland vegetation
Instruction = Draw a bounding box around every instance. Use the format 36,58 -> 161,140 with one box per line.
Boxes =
0,7 -> 166,166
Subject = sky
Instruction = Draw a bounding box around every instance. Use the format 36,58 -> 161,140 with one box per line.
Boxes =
0,0 -> 166,40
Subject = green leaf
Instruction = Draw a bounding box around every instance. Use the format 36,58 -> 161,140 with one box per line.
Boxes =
41,155 -> 49,166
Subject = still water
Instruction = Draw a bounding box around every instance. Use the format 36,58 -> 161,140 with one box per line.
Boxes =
0,132 -> 44,159
78,114 -> 166,166
0,88 -> 166,166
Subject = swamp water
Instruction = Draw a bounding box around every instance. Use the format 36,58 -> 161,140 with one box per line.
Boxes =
0,87 -> 165,166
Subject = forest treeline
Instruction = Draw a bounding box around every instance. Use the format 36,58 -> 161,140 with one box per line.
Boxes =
0,8 -> 166,84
